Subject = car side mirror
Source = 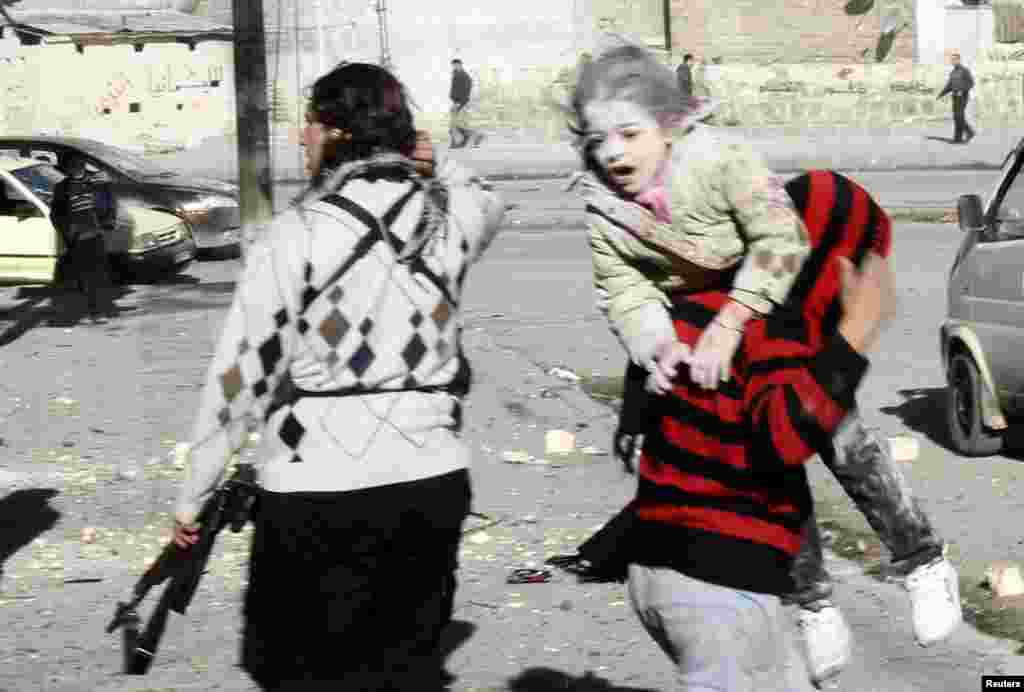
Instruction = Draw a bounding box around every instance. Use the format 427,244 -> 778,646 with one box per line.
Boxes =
958,194 -> 985,233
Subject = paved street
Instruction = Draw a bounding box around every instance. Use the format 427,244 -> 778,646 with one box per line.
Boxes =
2,179 -> 1024,691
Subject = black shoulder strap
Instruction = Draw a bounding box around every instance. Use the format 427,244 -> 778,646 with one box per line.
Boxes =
304,189 -> 456,314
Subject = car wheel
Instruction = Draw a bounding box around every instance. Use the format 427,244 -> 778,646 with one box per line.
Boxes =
946,352 -> 1004,456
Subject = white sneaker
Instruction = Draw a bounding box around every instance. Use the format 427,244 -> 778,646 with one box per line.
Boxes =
795,601 -> 852,684
905,557 -> 962,646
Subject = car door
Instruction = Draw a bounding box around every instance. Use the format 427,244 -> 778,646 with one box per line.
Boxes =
0,170 -> 59,286
966,153 -> 1024,405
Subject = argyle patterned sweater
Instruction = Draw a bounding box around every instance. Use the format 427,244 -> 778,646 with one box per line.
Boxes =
175,157 -> 504,521
625,170 -> 893,595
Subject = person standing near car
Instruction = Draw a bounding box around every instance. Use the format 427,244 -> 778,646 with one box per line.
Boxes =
937,51 -> 975,144
51,155 -> 118,322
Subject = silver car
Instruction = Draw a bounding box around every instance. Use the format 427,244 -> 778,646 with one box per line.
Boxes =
943,139 -> 1024,455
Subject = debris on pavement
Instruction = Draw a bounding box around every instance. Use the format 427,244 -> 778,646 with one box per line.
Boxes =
889,435 -> 919,462
506,568 -> 552,584
548,366 -> 581,383
501,450 -> 532,464
80,527 -> 97,544
544,429 -> 576,456
579,446 -> 607,456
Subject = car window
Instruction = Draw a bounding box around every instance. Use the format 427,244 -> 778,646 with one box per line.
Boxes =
0,175 -> 44,218
9,163 -> 64,206
88,146 -> 171,179
994,168 -> 1024,241
30,150 -> 58,165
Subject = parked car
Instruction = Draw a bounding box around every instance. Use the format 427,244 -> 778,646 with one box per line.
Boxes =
0,136 -> 240,255
0,157 -> 195,286
942,137 -> 1024,456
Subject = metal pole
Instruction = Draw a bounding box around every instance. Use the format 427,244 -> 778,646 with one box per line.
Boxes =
376,0 -> 392,69
232,0 -> 274,259
313,0 -> 325,75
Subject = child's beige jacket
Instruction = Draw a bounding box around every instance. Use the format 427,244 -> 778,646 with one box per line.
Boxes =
576,125 -> 811,366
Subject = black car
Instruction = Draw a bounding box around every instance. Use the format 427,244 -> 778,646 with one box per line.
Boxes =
0,136 -> 241,255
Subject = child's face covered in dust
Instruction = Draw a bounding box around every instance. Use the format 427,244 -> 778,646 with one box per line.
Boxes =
581,99 -> 672,197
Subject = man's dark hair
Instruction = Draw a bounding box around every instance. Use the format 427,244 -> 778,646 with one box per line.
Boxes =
307,61 -> 417,177
683,53 -> 694,62
451,58 -> 463,66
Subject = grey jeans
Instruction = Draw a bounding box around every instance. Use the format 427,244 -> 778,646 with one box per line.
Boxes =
627,564 -> 816,692
788,411 -> 944,607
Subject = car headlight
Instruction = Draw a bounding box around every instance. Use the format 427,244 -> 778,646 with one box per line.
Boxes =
130,232 -> 158,252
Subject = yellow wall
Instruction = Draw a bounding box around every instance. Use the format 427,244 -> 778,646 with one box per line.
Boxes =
0,36 -> 235,151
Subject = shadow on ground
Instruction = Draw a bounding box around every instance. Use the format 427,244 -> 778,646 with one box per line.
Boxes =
0,286 -> 141,345
0,488 -> 60,582
879,387 -> 1024,461
924,135 -> 962,145
507,668 -> 659,692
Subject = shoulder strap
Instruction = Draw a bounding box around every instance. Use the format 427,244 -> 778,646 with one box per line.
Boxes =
302,188 -> 456,314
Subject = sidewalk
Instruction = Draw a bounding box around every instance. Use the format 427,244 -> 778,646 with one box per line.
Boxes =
152,123 -> 1023,183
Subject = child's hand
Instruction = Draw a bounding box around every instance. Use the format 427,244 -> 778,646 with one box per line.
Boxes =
688,320 -> 743,390
646,341 -> 692,395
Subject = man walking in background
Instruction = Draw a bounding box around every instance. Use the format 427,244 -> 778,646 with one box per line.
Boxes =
676,53 -> 694,100
450,58 -> 483,149
937,51 -> 975,143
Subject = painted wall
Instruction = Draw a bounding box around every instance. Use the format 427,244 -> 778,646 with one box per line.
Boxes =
0,36 -> 235,150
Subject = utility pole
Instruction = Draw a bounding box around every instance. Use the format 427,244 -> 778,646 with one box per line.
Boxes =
232,0 -> 274,260
375,0 -> 392,69
313,0 -> 325,75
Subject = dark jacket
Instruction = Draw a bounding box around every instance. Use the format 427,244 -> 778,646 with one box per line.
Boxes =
51,174 -> 116,245
450,68 -> 472,105
938,64 -> 975,98
676,63 -> 693,97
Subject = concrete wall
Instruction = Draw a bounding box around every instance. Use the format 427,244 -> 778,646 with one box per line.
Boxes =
0,35 -> 235,151
668,0 -> 915,64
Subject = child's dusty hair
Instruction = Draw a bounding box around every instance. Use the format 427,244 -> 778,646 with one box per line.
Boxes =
561,40 -> 716,173
569,43 -> 687,135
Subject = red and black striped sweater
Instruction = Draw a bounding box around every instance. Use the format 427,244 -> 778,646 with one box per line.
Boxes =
626,170 -> 893,595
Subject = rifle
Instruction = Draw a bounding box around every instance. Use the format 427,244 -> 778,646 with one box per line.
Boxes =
105,463 -> 258,674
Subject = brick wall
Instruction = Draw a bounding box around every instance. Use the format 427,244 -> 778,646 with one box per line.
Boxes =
669,0 -> 915,63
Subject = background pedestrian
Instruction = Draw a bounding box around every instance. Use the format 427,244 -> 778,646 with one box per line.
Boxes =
449,58 -> 483,148
937,51 -> 975,143
50,155 -> 118,323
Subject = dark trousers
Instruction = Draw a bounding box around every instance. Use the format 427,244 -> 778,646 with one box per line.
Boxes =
787,412 -> 944,606
952,92 -> 974,142
68,233 -> 112,314
242,469 -> 471,692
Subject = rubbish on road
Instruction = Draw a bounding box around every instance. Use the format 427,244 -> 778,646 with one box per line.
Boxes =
116,462 -> 141,481
888,436 -> 919,462
171,442 -> 190,469
548,367 -> 581,383
501,450 -> 532,464
559,599 -> 573,611
545,430 -> 576,456
80,527 -> 97,544
468,531 -> 493,545
506,568 -> 552,584
984,562 -> 1024,598
579,446 -> 607,456
467,600 -> 500,610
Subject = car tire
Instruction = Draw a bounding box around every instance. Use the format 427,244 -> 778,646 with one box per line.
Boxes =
946,352 -> 1004,457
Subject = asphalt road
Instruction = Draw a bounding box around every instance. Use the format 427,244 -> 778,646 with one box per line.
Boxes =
2,183 -> 1024,690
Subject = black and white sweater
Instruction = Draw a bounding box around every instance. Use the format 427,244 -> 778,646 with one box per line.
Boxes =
176,156 -> 504,521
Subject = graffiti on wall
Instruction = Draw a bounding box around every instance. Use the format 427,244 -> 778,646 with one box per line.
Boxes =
96,73 -> 133,113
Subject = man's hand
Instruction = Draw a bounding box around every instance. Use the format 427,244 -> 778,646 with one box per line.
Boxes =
410,130 -> 435,177
687,319 -> 743,390
172,513 -> 201,549
837,252 -> 896,354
